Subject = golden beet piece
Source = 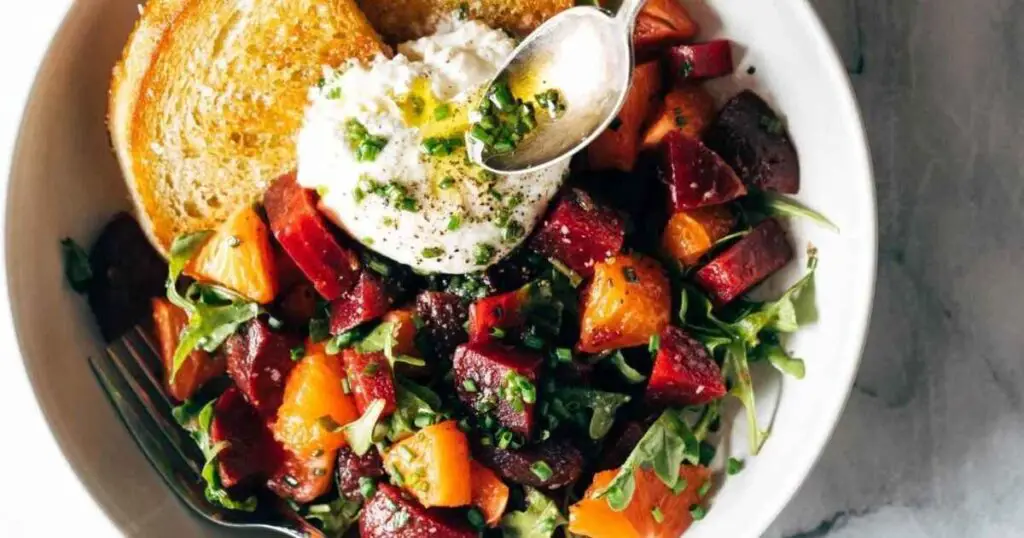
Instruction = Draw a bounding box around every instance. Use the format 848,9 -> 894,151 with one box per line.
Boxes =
569,465 -> 710,538
578,254 -> 671,353
471,460 -> 510,527
151,298 -> 225,402
383,420 -> 473,508
273,352 -> 359,457
187,205 -> 278,303
661,206 -> 737,267
642,85 -> 717,150
587,61 -> 662,172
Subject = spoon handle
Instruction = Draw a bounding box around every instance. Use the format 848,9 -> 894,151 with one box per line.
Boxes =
614,0 -> 647,26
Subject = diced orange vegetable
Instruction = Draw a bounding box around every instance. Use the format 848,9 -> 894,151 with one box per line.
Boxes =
383,420 -> 472,508
187,205 -> 278,303
588,61 -> 662,172
273,352 -> 359,457
569,465 -> 710,538
578,254 -> 671,353
151,297 -> 225,402
642,85 -> 717,150
471,460 -> 510,527
661,206 -> 737,267
382,307 -> 419,356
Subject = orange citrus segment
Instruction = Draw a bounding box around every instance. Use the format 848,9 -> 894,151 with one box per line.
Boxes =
187,205 -> 278,303
383,420 -> 472,508
272,352 -> 358,457
661,206 -> 736,267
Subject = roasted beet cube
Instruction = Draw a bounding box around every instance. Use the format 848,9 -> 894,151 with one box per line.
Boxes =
87,213 -> 167,341
224,319 -> 299,418
695,218 -> 794,306
598,420 -> 647,471
665,40 -> 734,82
266,448 -> 335,503
703,90 -> 801,193
342,349 -> 398,417
336,446 -> 386,502
467,289 -> 527,343
474,440 -> 583,489
528,189 -> 625,278
263,173 -> 361,300
329,271 -> 392,334
646,326 -> 726,407
633,0 -> 699,61
210,387 -> 286,489
661,130 -> 747,211
361,483 -> 476,538
272,281 -> 319,330
453,342 -> 543,437
415,292 -> 469,361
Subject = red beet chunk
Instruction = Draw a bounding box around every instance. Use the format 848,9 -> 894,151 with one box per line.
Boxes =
665,40 -> 734,82
646,326 -> 726,407
453,342 -> 543,437
415,292 -> 469,360
598,421 -> 646,471
695,218 -> 794,306
342,349 -> 398,417
266,448 -> 335,503
360,484 -> 475,538
661,130 -> 747,212
467,288 -> 527,343
264,173 -> 361,300
528,189 -> 625,278
224,319 -> 298,418
703,90 -> 801,193
329,271 -> 392,334
273,281 -> 318,330
210,387 -> 286,489
474,440 -> 583,489
336,446 -> 386,502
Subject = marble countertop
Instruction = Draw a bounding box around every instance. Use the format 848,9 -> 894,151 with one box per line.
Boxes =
768,0 -> 1024,536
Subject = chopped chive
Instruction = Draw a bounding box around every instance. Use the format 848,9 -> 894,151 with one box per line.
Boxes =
358,476 -> 377,499
447,214 -> 462,231
421,246 -> 445,259
727,457 -> 744,475
652,507 -> 664,523
473,243 -> 496,265
466,508 -> 486,529
698,480 -> 711,498
555,348 -> 573,362
523,334 -> 545,350
462,379 -> 478,393
649,334 -> 661,353
530,460 -> 553,481
490,327 -> 506,339
290,345 -> 305,361
690,505 -> 707,520
341,377 -> 351,394
438,176 -> 455,190
433,104 -> 452,121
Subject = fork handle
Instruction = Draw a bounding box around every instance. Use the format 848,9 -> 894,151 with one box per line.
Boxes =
262,497 -> 327,538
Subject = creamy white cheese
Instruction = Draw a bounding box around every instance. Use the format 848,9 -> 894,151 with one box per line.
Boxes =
296,17 -> 569,274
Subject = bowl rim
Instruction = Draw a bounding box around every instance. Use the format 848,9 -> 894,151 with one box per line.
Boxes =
0,0 -> 876,536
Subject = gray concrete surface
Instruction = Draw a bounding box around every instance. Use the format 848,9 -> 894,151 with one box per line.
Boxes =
768,1 -> 1024,536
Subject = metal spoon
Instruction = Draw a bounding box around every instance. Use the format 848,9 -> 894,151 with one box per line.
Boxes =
468,0 -> 646,174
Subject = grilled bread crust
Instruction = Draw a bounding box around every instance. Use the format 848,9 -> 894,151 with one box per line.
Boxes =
109,0 -> 386,252
358,0 -> 573,42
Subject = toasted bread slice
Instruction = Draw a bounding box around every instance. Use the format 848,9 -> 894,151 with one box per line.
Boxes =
359,0 -> 573,42
109,0 -> 386,253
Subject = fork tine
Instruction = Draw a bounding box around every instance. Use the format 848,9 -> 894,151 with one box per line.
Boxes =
88,355 -> 213,513
119,326 -> 175,410
106,338 -> 205,474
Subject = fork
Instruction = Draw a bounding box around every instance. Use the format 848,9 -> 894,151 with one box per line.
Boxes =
88,325 -> 326,538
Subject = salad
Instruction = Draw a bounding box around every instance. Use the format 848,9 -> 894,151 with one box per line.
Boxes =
64,1 -> 834,537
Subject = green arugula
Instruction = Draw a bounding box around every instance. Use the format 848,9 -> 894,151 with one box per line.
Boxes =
755,340 -> 806,380
605,351 -> 647,384
344,399 -> 386,456
355,322 -> 426,368
60,238 -> 93,294
750,191 -> 839,232
500,487 -> 567,538
166,231 -> 259,382
173,398 -> 257,511
593,409 -> 700,511
724,342 -> 769,453
304,496 -> 362,537
549,388 -> 631,440
387,377 -> 443,441
731,252 -> 818,346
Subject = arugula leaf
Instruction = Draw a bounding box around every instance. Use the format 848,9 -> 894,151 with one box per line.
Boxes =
165,231 -> 259,382
725,342 -> 769,454
355,322 -> 426,368
60,238 -> 93,294
173,398 -> 257,511
732,252 -> 818,346
756,191 -> 839,232
593,409 -> 700,511
756,341 -> 806,379
388,377 -> 443,441
500,487 -> 567,538
344,399 -> 386,456
606,351 -> 646,384
304,496 -> 362,537
549,388 -> 631,440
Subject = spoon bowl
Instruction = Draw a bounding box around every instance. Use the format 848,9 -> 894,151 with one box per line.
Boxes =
468,3 -> 643,174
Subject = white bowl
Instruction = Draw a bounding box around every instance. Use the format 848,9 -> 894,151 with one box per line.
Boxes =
2,0 -> 875,536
